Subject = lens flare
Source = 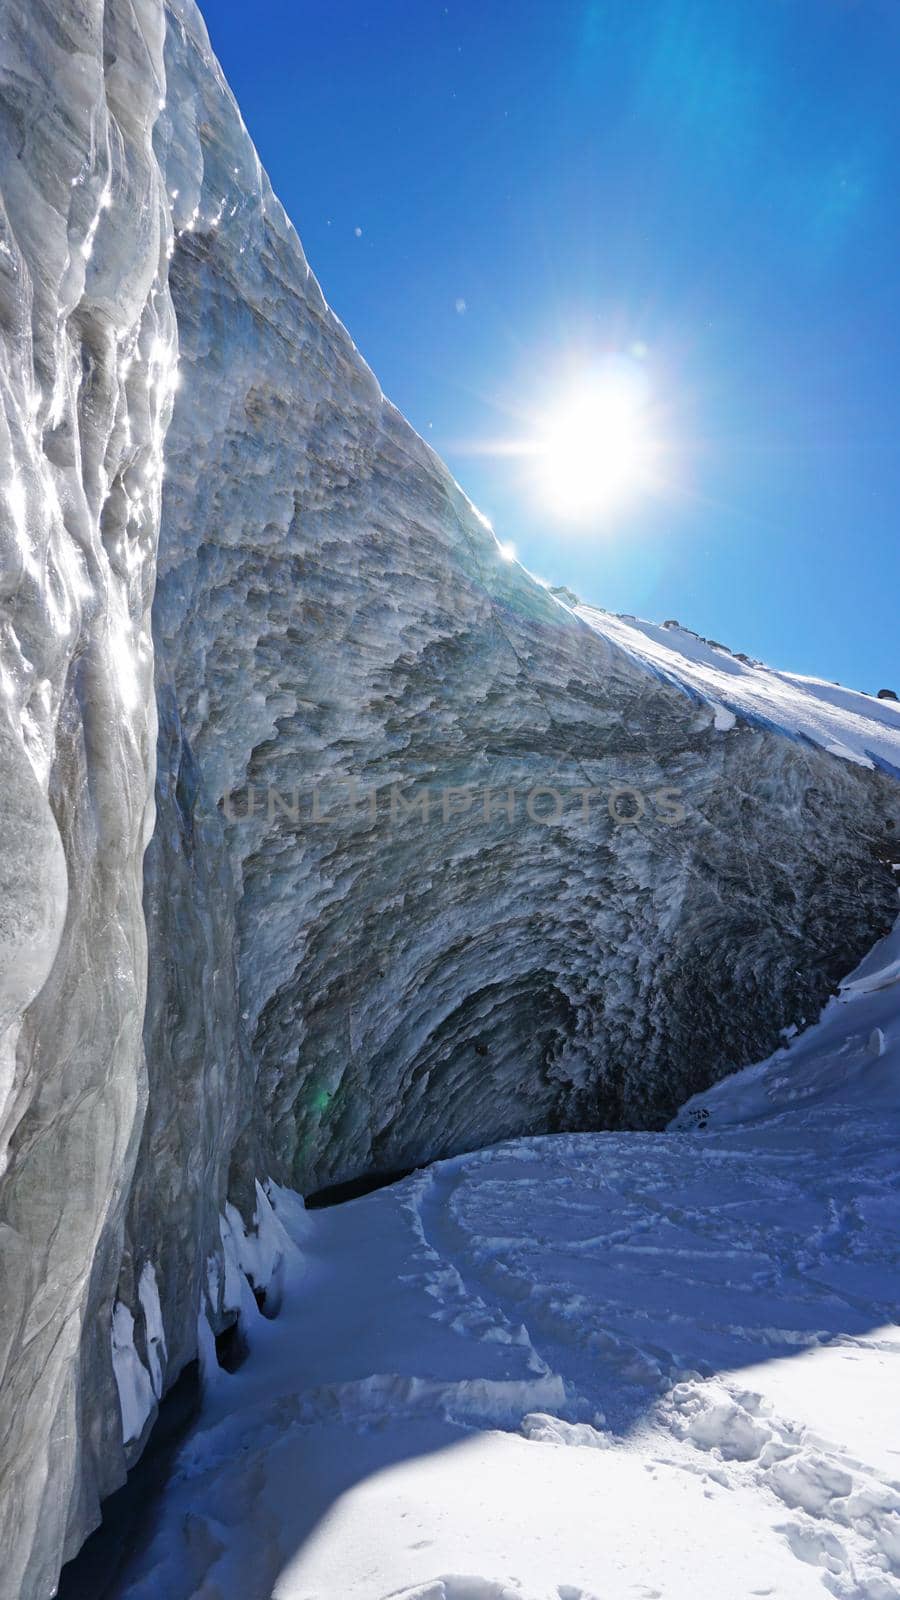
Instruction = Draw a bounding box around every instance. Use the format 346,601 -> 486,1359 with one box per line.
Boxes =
536,369 -> 653,519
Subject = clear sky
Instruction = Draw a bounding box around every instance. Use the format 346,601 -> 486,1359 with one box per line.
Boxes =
200,0 -> 899,693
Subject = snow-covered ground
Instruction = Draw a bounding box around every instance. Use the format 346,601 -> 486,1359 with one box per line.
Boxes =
576,606 -> 900,773
91,921 -> 900,1600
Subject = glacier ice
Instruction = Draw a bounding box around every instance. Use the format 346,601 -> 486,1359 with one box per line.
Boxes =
75,913 -> 900,1597
0,0 -> 898,1595
0,0 -> 175,1591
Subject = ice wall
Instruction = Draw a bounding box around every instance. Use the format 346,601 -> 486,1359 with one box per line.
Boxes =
151,0 -> 899,1200
0,1 -> 175,1593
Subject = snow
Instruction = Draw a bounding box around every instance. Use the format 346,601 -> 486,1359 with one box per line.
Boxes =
105,922 -> 900,1600
137,1262 -> 167,1400
110,1303 -> 156,1448
575,606 -> 900,774
671,912 -> 900,1128
218,1179 -> 297,1329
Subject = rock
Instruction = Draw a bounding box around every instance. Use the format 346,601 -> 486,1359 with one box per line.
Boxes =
877,688 -> 899,702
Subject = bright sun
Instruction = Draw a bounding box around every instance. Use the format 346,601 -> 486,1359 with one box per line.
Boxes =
536,370 -> 652,519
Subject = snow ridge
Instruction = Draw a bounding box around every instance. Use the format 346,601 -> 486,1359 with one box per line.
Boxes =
576,606 -> 900,774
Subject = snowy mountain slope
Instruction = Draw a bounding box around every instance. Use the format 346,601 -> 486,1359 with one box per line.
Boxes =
70,921 -> 900,1600
576,606 -> 900,773
672,906 -> 900,1129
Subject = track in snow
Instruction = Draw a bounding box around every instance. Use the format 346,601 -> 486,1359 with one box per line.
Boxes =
69,1136 -> 898,1597
62,920 -> 900,1600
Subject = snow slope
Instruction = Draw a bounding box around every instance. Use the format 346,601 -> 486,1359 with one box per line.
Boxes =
576,606 -> 900,774
78,919 -> 900,1600
672,912 -> 900,1130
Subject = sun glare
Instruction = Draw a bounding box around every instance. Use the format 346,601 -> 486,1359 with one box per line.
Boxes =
536,368 -> 653,520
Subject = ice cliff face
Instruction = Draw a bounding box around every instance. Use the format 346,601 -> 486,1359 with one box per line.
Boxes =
0,1 -> 175,1593
0,1 -> 899,1595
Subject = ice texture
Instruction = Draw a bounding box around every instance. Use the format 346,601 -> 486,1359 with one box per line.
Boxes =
87,917 -> 900,1599
0,0 -> 174,1593
148,0 -> 900,1208
0,0 -> 898,1594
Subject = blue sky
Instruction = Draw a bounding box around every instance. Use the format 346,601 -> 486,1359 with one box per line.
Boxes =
201,0 -> 899,693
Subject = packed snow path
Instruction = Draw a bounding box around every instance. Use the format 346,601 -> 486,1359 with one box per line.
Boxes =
89,1020 -> 900,1600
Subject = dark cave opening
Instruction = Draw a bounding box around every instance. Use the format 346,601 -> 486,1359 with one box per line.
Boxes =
304,1163 -> 417,1208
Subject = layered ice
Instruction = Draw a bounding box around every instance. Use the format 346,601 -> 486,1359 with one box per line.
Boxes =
0,0 -> 174,1592
80,917 -> 900,1599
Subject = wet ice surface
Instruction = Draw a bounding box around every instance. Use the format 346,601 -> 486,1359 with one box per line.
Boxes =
97,923 -> 900,1600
